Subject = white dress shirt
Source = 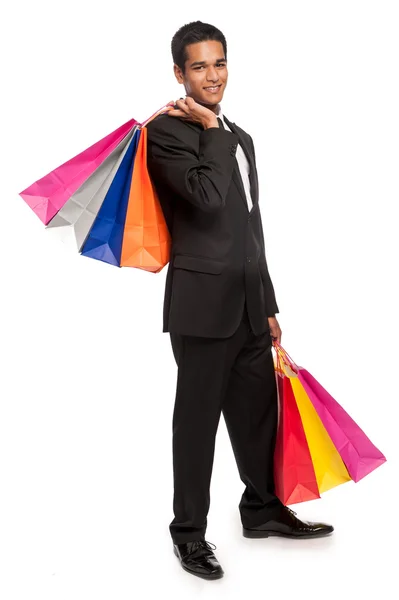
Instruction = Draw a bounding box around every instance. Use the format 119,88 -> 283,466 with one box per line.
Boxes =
216,106 -> 253,212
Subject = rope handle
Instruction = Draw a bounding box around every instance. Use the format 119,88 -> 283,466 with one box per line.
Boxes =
272,340 -> 299,374
274,346 -> 288,374
273,341 -> 288,376
272,339 -> 298,368
275,348 -> 297,374
274,348 -> 294,378
274,350 -> 297,377
275,352 -> 285,375
140,100 -> 175,128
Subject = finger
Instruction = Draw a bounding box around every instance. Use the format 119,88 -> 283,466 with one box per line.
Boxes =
167,109 -> 188,118
176,99 -> 190,114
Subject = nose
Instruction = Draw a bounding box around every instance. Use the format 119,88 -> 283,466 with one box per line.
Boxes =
206,66 -> 219,82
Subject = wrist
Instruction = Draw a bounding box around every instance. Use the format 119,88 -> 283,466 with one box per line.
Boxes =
203,116 -> 219,130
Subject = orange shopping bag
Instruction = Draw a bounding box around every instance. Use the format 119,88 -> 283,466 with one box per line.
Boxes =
120,127 -> 171,273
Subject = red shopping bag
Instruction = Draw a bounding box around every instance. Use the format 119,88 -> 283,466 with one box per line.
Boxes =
274,340 -> 387,483
274,360 -> 320,505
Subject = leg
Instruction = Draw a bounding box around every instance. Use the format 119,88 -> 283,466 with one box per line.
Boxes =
221,326 -> 283,528
168,324 -> 246,544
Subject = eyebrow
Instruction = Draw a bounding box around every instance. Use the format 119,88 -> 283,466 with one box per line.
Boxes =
189,58 -> 227,68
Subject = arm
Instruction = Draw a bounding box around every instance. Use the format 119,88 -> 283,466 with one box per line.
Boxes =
146,118 -> 239,213
249,135 -> 280,316
258,214 -> 279,316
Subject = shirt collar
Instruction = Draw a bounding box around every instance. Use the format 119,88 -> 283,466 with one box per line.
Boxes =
216,104 -> 224,121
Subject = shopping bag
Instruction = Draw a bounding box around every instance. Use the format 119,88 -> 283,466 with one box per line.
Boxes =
274,361 -> 320,505
120,127 -> 171,273
297,369 -> 386,482
80,127 -> 141,265
290,375 -> 352,493
19,101 -> 174,273
45,124 -> 139,251
19,118 -> 137,224
273,341 -> 386,486
274,348 -> 351,496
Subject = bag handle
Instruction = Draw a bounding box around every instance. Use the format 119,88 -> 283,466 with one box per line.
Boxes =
274,346 -> 288,374
275,350 -> 297,377
140,101 -> 175,128
272,340 -> 299,374
274,347 -> 285,376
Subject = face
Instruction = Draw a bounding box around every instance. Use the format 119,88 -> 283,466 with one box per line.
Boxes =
173,40 -> 228,110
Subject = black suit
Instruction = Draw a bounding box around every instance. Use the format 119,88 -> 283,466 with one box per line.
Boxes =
146,112 -> 279,339
146,111 -> 283,544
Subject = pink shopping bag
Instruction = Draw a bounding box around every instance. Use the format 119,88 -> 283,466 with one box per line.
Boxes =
19,118 -> 137,225
273,341 -> 386,482
298,369 -> 386,481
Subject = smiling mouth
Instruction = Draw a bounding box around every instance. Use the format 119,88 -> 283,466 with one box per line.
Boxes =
203,84 -> 222,91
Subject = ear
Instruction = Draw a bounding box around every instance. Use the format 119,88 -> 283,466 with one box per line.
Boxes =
173,64 -> 185,84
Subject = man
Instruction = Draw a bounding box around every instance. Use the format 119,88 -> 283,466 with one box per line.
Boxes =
146,21 -> 333,581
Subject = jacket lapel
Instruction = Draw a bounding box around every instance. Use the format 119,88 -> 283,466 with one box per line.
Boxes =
180,115 -> 258,211
223,116 -> 258,211
231,160 -> 248,211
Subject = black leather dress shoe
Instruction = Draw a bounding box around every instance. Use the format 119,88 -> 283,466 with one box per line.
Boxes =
173,539 -> 224,580
243,506 -> 334,539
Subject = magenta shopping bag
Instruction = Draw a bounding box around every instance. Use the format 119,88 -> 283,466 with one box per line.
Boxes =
19,118 -> 137,225
273,341 -> 386,483
297,369 -> 386,482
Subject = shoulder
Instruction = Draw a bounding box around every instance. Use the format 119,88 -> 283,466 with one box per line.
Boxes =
145,113 -> 190,142
145,113 -> 208,157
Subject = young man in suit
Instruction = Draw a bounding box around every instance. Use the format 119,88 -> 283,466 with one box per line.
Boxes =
146,21 -> 333,581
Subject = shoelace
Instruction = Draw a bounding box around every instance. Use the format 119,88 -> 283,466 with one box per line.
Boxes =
187,540 -> 217,555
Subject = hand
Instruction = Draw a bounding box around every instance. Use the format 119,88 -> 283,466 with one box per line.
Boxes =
268,316 -> 282,344
166,97 -> 218,129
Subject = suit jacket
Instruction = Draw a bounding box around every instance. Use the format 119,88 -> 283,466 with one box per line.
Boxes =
146,111 -> 279,338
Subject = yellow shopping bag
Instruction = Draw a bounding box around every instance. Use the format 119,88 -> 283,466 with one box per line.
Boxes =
277,355 -> 351,494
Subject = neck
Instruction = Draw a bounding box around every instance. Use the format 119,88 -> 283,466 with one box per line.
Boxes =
196,101 -> 220,115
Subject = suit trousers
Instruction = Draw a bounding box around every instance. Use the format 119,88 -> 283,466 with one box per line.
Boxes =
168,301 -> 283,544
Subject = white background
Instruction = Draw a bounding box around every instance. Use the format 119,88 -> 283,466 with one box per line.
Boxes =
1,0 -> 398,597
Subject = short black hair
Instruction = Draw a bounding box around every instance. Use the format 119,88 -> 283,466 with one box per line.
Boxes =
171,21 -> 227,74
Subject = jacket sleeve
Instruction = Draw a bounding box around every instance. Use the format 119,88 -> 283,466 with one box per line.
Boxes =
258,215 -> 280,316
146,118 -> 239,213
249,134 -> 280,316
